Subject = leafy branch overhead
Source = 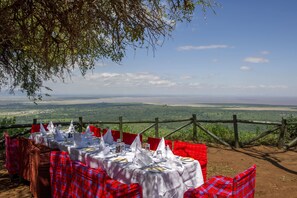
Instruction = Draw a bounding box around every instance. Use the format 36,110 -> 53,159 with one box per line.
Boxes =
0,0 -> 217,100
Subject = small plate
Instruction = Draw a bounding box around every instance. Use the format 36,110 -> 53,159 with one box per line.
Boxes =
113,157 -> 128,163
83,147 -> 96,152
180,157 -> 194,163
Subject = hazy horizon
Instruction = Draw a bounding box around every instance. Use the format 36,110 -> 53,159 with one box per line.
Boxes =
1,94 -> 297,106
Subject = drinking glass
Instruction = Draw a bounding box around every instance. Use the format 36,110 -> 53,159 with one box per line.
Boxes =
145,143 -> 150,151
156,150 -> 163,159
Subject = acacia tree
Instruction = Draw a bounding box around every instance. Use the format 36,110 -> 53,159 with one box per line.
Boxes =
0,0 -> 217,101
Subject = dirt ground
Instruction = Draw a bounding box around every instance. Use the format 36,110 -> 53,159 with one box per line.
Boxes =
1,145 -> 297,197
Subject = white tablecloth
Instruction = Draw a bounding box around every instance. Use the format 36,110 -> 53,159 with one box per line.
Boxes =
35,134 -> 204,198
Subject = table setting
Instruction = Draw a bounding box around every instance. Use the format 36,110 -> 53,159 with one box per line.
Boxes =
30,121 -> 204,198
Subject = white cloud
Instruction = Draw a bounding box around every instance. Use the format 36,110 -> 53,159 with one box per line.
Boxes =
244,57 -> 269,63
177,44 -> 230,51
148,80 -> 176,86
260,51 -> 270,55
180,75 -> 192,80
230,84 -> 288,89
85,72 -> 176,87
240,66 -> 252,71
188,82 -> 202,87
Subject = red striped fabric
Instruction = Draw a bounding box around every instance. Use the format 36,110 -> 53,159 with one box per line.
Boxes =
50,151 -> 73,198
4,132 -> 19,175
30,144 -> 52,198
89,125 -> 101,137
111,130 -> 121,141
31,124 -> 48,133
147,137 -> 173,151
184,165 -> 256,198
173,141 -> 207,182
105,177 -> 143,198
123,132 -> 142,145
89,126 -> 121,141
232,164 -> 256,198
18,137 -> 33,181
71,161 -> 107,198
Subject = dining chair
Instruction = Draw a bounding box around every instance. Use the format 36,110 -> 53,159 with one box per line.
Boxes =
4,132 -> 19,179
147,137 -> 173,151
18,137 -> 34,181
184,164 -> 256,198
173,141 -> 207,182
71,161 -> 107,198
31,124 -> 48,133
105,177 -> 143,198
89,125 -> 101,137
111,130 -> 121,141
30,143 -> 53,198
50,151 -> 73,198
123,132 -> 142,145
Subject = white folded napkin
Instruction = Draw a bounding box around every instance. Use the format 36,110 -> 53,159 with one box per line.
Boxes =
54,127 -> 65,142
47,121 -> 55,133
103,129 -> 114,145
153,137 -> 166,157
165,145 -> 175,160
39,123 -> 47,136
98,136 -> 110,155
85,125 -> 92,134
130,134 -> 142,152
133,148 -> 154,168
68,120 -> 75,133
73,133 -> 87,148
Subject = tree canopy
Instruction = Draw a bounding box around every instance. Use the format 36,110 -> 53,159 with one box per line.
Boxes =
0,0 -> 217,101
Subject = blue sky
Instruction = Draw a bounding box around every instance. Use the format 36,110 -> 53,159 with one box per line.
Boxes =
46,0 -> 297,97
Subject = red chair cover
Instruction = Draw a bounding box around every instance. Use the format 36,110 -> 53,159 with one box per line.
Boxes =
147,137 -> 173,151
123,132 -> 142,145
30,144 -> 52,198
89,126 -> 120,141
31,124 -> 48,133
19,137 -> 33,181
89,125 -> 101,137
105,177 -> 143,198
173,141 -> 207,181
232,164 -> 256,197
111,130 -> 121,141
184,165 -> 256,198
4,132 -> 19,175
71,161 -> 107,198
50,151 -> 73,198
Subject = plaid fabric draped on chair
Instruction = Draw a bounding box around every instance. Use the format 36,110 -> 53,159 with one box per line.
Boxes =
50,151 -> 73,198
184,164 -> 256,198
173,141 -> 208,182
71,161 -> 107,198
89,125 -> 101,137
147,137 -> 173,151
111,130 -> 121,141
4,132 -> 19,176
31,124 -> 48,133
105,178 -> 143,198
19,137 -> 33,181
123,132 -> 142,145
30,144 -> 53,198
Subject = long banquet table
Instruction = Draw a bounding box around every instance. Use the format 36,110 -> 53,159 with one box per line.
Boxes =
31,133 -> 204,198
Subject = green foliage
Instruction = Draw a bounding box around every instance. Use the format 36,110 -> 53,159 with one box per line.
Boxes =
286,115 -> 297,142
1,101 -> 297,146
0,117 -> 23,136
0,0 -> 217,101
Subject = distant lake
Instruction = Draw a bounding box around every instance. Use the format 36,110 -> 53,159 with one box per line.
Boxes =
1,95 -> 297,106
